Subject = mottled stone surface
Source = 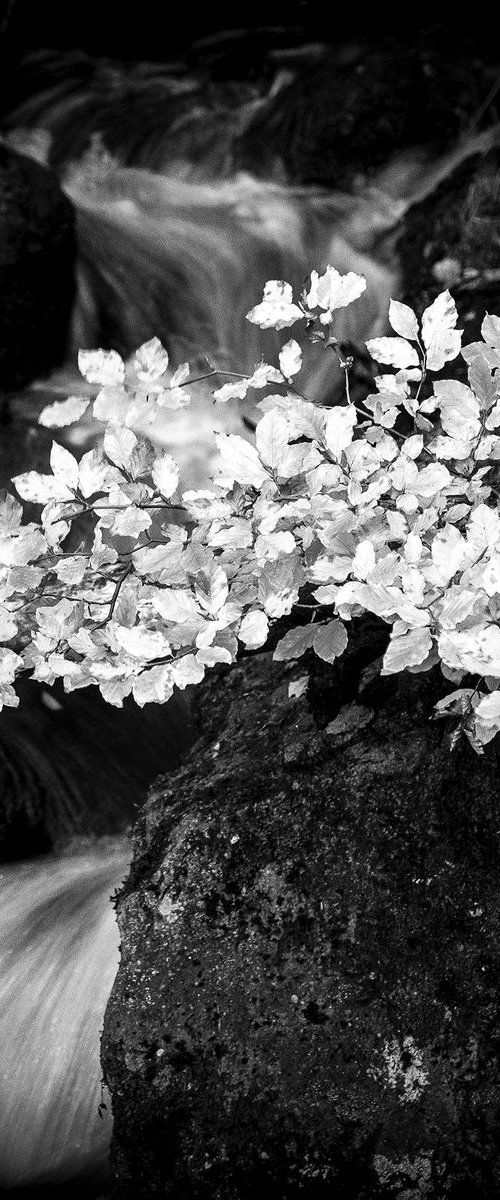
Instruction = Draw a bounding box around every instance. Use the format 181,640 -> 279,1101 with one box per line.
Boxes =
0,142 -> 76,391
103,648 -> 500,1197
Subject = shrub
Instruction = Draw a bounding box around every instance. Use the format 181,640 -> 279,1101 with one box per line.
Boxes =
2,265 -> 500,753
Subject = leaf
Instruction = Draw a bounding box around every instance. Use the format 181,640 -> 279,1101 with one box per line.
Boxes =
246,280 -> 304,330
132,665 -> 174,707
481,313 -> 500,349
110,506 -> 152,537
388,299 -> 419,341
0,527 -> 47,565
312,618 -> 348,663
78,348 -> 125,386
148,453 -> 179,499
381,627 -> 433,673
195,566 -> 229,616
0,491 -> 23,533
0,604 -> 18,641
0,647 -> 24,684
103,425 -> 138,468
150,588 -> 199,623
36,598 -> 84,642
39,395 -> 90,428
238,609 -> 269,649
78,448 -> 112,498
213,379 -> 250,403
98,678 -> 133,707
306,266 -> 366,313
425,328 -> 462,372
171,655 -> 205,688
54,557 -> 86,585
273,624 -> 316,661
468,354 -> 498,411
114,625 -> 171,660
279,339 -> 302,380
133,337 -> 169,381
215,433 -> 269,488
438,624 -> 500,676
256,409 -> 290,471
433,688 -> 476,718
421,290 -> 458,345
288,675 -> 309,699
324,405 -> 357,459
365,337 -> 419,369
169,362 -> 190,388
50,442 -> 80,492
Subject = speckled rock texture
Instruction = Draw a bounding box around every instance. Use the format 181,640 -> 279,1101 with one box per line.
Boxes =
0,142 -> 76,392
103,646 -> 500,1198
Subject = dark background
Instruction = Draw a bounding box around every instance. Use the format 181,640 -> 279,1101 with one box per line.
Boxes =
0,2 -> 494,63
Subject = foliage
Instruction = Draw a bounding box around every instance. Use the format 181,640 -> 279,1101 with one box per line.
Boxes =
2,264 -> 500,753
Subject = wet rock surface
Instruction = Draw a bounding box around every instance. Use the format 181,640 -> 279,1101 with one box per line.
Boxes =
103,649 -> 500,1198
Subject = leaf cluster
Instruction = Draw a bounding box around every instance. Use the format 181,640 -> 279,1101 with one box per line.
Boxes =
2,267 -> 500,752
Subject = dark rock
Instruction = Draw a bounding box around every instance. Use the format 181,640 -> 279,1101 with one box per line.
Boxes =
237,36 -> 486,187
0,142 -> 76,392
103,649 -> 500,1197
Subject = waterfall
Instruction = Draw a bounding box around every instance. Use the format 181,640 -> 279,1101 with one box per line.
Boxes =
0,841 -> 130,1193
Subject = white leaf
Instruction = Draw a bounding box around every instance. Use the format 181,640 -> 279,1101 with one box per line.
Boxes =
438,624 -> 500,676
388,300 -> 419,341
39,396 -> 90,428
171,655 -> 205,688
133,337 -> 169,381
238,609 -> 269,649
421,290 -> 458,346
77,448 -> 111,498
114,625 -> 171,660
195,566 -> 229,616
132,666 -> 174,707
306,266 -> 366,313
169,361 -> 190,388
324,405 -> 357,460
104,425 -> 138,468
78,348 -> 125,386
0,647 -> 24,684
246,280 -> 304,330
366,337 -> 419,369
254,531 -> 296,561
425,328 -> 462,372
111,506 -> 152,537
214,433 -> 269,488
352,540 -> 376,581
150,588 -> 199,623
92,386 -> 127,424
50,442 -> 79,491
279,339 -> 302,380
151,454 -> 179,498
382,627 -> 433,674
213,379 -> 250,403
0,605 -> 18,641
256,409 -> 290,471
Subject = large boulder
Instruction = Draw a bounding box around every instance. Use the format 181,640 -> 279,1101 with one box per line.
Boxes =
0,142 -> 76,392
102,645 -> 500,1197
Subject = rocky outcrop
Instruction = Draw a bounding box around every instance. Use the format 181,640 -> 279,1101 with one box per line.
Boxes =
0,142 -> 76,392
103,646 -> 500,1197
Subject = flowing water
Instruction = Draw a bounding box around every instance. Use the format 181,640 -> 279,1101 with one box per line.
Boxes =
0,36 -> 498,1195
